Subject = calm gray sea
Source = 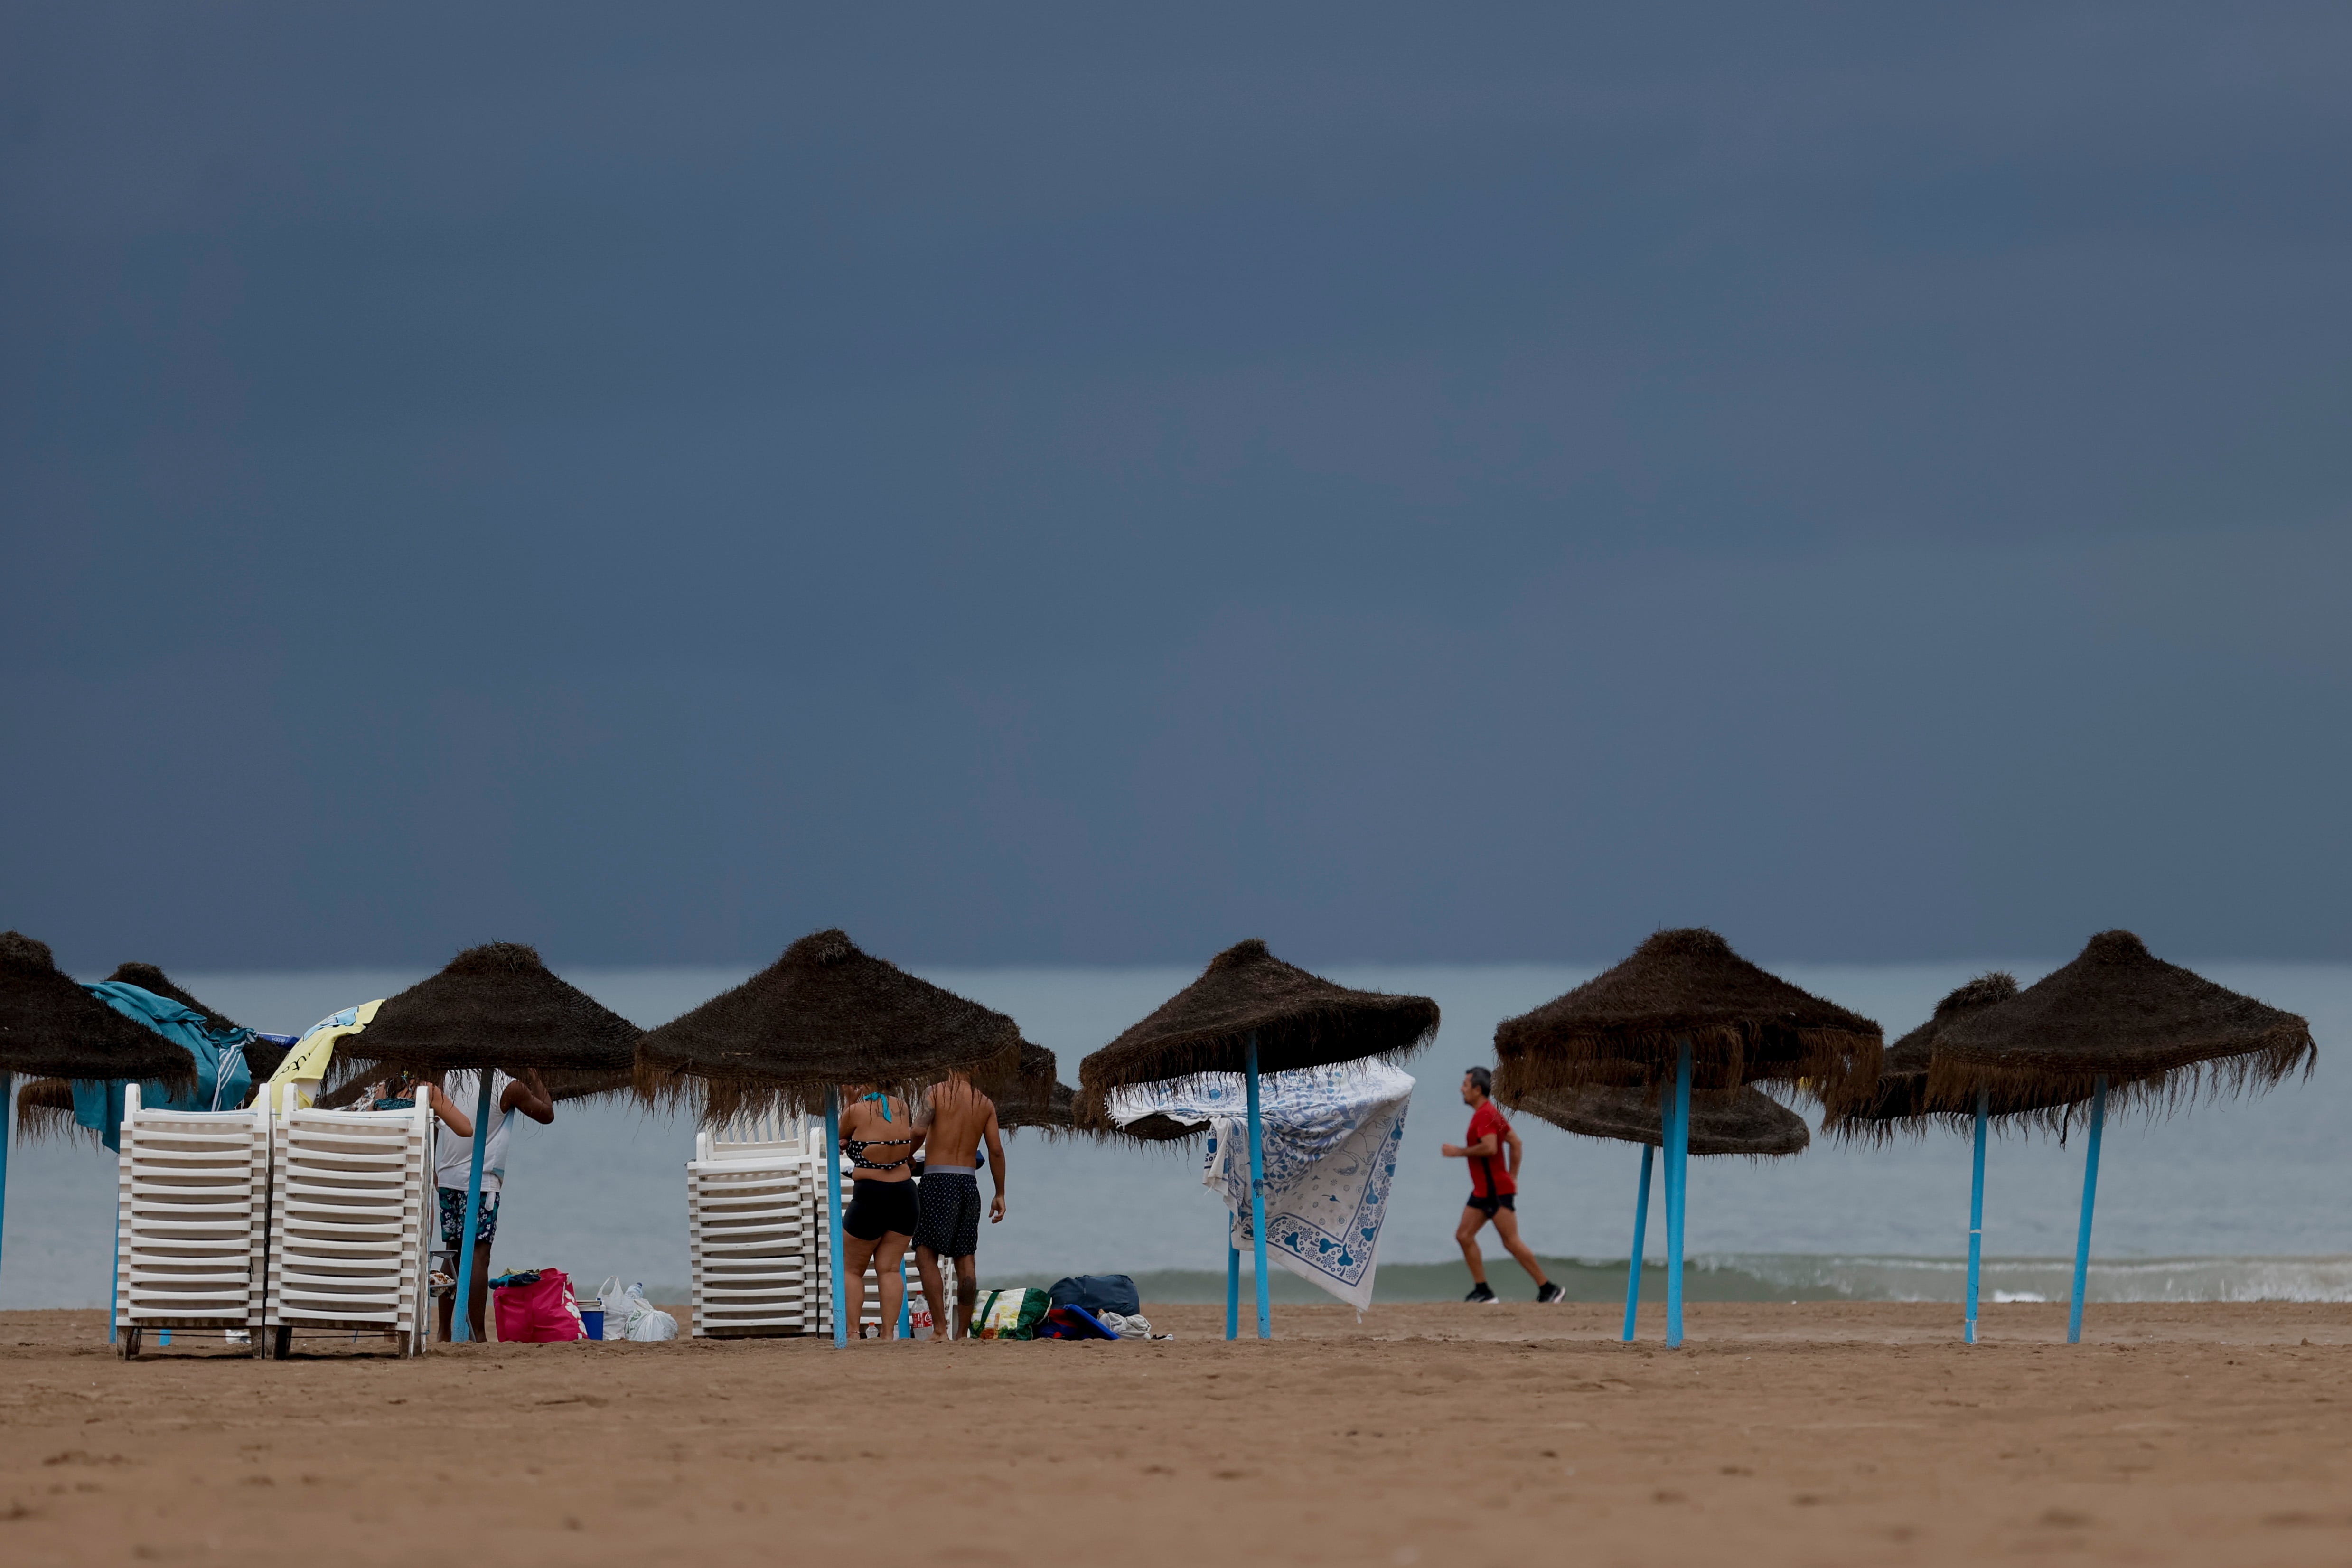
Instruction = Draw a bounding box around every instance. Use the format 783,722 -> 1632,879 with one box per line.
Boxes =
4,960 -> 2344,1309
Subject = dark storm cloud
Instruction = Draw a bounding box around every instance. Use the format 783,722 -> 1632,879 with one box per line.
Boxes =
4,3 -> 2348,970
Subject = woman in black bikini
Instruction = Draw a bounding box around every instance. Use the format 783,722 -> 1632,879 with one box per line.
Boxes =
837,1085 -> 924,1337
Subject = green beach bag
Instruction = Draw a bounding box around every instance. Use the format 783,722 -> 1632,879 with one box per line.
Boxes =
968,1287 -> 1051,1340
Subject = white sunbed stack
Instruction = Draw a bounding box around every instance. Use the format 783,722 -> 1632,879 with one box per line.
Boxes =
262,1101 -> 434,1357
687,1112 -> 828,1337
112,1085 -> 271,1359
686,1113 -> 954,1338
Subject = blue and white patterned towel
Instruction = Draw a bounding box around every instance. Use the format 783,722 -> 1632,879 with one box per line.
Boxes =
1108,1062 -> 1414,1311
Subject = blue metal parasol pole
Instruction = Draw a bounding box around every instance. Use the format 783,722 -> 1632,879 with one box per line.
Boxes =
450,1074 -> 495,1343
1246,1032 -> 1271,1341
109,1084 -> 121,1343
825,1086 -> 849,1347
1665,1039 -> 1693,1349
1965,1086 -> 1988,1344
1622,1141 -> 1653,1342
0,1071 -> 9,1293
2068,1075 -> 2107,1346
1656,1078 -> 1679,1343
1215,1123 -> 1239,1340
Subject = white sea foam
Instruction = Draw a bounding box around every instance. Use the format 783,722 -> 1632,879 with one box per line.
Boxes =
1701,1253 -> 2352,1304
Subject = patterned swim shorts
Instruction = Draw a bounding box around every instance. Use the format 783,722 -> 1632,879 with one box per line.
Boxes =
437,1186 -> 501,1248
912,1171 -> 982,1259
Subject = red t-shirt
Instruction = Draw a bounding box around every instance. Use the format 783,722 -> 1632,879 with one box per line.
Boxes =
1466,1101 -> 1516,1197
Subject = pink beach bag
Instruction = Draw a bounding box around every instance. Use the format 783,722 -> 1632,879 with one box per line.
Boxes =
494,1269 -> 588,1343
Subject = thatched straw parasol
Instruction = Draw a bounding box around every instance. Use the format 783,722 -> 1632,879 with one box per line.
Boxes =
634,929 -> 1023,1121
1494,928 -> 1881,1107
1077,939 -> 1438,1123
1928,931 -> 2315,1345
634,928 -> 1024,1348
337,941 -> 644,1343
1929,931 -> 2313,1121
1509,1080 -> 1806,1339
103,963 -> 294,1081
1492,928 -> 1881,1349
1077,939 -> 1438,1343
336,942 -> 642,1083
2,932 -> 202,1294
1,932 -> 199,1087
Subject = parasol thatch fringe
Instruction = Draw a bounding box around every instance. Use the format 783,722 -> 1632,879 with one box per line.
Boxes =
1493,1023 -> 1881,1112
318,1063 -> 641,1112
12,1077 -> 100,1146
632,1049 -> 1026,1132
992,1042 -> 1083,1140
1925,1027 -> 2314,1138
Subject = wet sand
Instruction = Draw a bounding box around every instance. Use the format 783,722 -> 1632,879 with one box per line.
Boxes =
5,1300 -> 2350,1565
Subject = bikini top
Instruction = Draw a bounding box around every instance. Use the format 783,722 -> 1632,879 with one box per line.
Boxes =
843,1095 -> 916,1170
843,1133 -> 915,1171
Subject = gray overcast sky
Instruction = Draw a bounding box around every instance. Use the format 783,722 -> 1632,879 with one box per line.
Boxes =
4,4 -> 2348,973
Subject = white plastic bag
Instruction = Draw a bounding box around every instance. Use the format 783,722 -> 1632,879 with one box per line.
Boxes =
621,1281 -> 678,1342
594,1276 -> 624,1341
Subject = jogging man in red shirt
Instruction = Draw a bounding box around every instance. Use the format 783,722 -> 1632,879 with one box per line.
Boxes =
1443,1066 -> 1562,1304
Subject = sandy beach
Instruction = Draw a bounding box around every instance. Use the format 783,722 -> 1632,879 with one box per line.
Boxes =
5,1301 -> 2349,1566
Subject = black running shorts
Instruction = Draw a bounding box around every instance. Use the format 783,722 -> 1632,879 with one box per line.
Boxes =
1466,1192 -> 1517,1218
913,1171 -> 983,1258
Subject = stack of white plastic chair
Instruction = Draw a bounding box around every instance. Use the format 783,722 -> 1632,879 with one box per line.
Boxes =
263,1099 -> 433,1357
686,1112 -> 961,1339
687,1112 -> 831,1337
112,1085 -> 271,1359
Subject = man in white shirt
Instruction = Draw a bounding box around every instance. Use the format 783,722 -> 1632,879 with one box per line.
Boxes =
433,1067 -> 555,1342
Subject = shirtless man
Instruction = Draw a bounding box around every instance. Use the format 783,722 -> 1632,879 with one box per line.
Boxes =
912,1070 -> 1006,1340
